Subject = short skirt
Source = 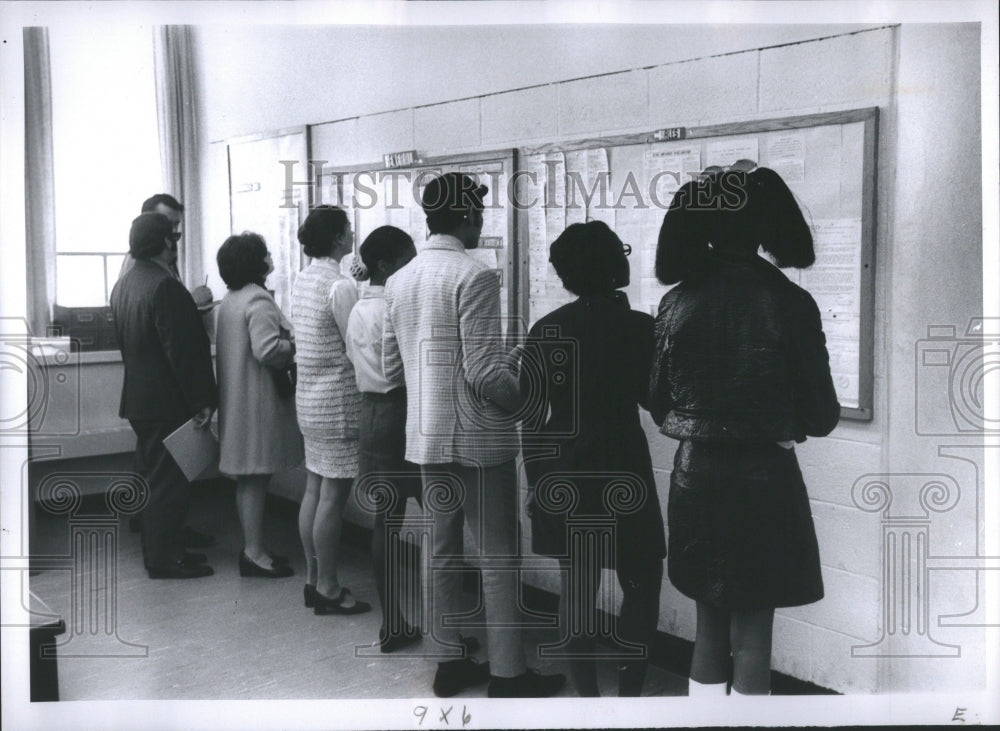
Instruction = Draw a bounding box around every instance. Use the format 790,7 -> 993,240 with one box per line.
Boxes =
667,439 -> 824,609
528,432 -> 666,569
303,436 -> 359,480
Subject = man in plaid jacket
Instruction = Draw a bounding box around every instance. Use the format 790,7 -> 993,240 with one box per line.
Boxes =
383,172 -> 565,698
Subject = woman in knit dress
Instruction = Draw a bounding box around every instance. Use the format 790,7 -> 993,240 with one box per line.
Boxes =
215,232 -> 303,578
649,163 -> 840,695
291,205 -> 370,614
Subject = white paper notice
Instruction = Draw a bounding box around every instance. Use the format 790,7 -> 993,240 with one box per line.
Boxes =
644,145 -> 701,209
801,217 -> 863,408
409,205 -> 427,247
586,148 -> 615,227
523,154 -> 549,301
467,248 -> 498,270
767,133 -> 806,182
523,154 -> 547,233
460,162 -> 507,240
705,137 -> 759,169
563,150 -> 589,226
485,171 -> 507,239
384,175 -> 410,231
543,153 -> 567,243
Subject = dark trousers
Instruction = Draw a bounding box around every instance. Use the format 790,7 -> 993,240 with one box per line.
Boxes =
359,389 -> 423,633
559,555 -> 663,696
129,418 -> 191,569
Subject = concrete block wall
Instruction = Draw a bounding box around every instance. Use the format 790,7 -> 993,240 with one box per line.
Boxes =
372,26 -> 893,693
197,24 -> 986,694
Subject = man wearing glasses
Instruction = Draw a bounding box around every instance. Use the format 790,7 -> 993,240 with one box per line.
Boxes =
111,212 -> 218,578
118,194 -> 185,281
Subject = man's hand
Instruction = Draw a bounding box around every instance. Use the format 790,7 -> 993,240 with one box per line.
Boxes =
193,407 -> 215,430
508,343 -> 527,364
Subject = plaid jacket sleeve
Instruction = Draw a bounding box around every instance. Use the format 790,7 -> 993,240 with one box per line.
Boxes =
458,268 -> 522,414
382,286 -> 404,386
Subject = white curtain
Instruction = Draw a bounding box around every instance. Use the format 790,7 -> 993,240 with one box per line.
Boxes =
153,25 -> 202,287
24,27 -> 56,336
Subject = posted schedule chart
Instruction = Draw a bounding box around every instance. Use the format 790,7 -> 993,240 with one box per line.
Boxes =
517,109 -> 877,419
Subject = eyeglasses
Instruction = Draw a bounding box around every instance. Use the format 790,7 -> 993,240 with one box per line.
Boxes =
621,243 -> 632,257
167,231 -> 182,243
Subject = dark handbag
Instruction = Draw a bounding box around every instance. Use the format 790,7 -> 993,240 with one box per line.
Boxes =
270,361 -> 297,398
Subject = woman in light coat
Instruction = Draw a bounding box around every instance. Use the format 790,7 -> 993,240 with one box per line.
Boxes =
216,232 -> 303,578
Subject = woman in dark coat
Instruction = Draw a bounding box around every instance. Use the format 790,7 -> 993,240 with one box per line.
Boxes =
520,221 -> 666,697
649,163 -> 840,696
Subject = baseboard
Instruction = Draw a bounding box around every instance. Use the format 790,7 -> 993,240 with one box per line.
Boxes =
518,583 -> 839,696
261,489 -> 838,695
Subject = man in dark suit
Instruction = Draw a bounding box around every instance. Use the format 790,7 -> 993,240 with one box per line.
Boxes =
110,212 -> 218,579
121,194 -> 217,549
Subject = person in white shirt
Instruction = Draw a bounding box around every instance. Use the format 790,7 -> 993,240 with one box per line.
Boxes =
344,226 -> 422,651
291,205 -> 370,615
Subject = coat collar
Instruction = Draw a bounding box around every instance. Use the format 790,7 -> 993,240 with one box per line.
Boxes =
419,234 -> 467,254
134,258 -> 175,277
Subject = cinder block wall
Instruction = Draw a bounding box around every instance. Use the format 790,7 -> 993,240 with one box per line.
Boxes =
196,24 -> 986,693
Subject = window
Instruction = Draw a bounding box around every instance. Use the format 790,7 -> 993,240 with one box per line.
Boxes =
49,25 -> 161,306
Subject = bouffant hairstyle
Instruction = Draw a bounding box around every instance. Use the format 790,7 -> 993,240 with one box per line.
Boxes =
549,220 -> 629,297
217,231 -> 269,290
297,205 -> 349,258
654,166 -> 814,285
129,212 -> 173,260
359,226 -> 415,284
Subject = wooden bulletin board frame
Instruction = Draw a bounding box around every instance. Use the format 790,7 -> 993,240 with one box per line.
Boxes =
308,145 -> 522,344
519,107 -> 878,421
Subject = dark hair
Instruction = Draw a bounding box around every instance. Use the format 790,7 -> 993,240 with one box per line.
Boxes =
217,232 -> 269,290
359,226 -> 414,283
298,205 -> 348,258
549,220 -> 629,297
129,212 -> 173,260
140,193 -> 184,213
654,167 -> 814,285
422,173 -> 487,234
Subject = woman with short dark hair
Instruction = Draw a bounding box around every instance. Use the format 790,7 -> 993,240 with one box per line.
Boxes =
520,220 -> 666,697
344,226 -> 422,650
649,164 -> 840,696
291,205 -> 370,615
215,232 -> 303,578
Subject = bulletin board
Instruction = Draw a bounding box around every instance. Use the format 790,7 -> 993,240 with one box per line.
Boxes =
308,146 -> 520,341
518,108 -> 878,420
227,125 -> 310,316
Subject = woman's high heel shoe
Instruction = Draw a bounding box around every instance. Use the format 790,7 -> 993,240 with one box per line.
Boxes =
267,550 -> 290,565
304,584 -> 318,608
313,587 -> 372,615
239,551 -> 294,578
